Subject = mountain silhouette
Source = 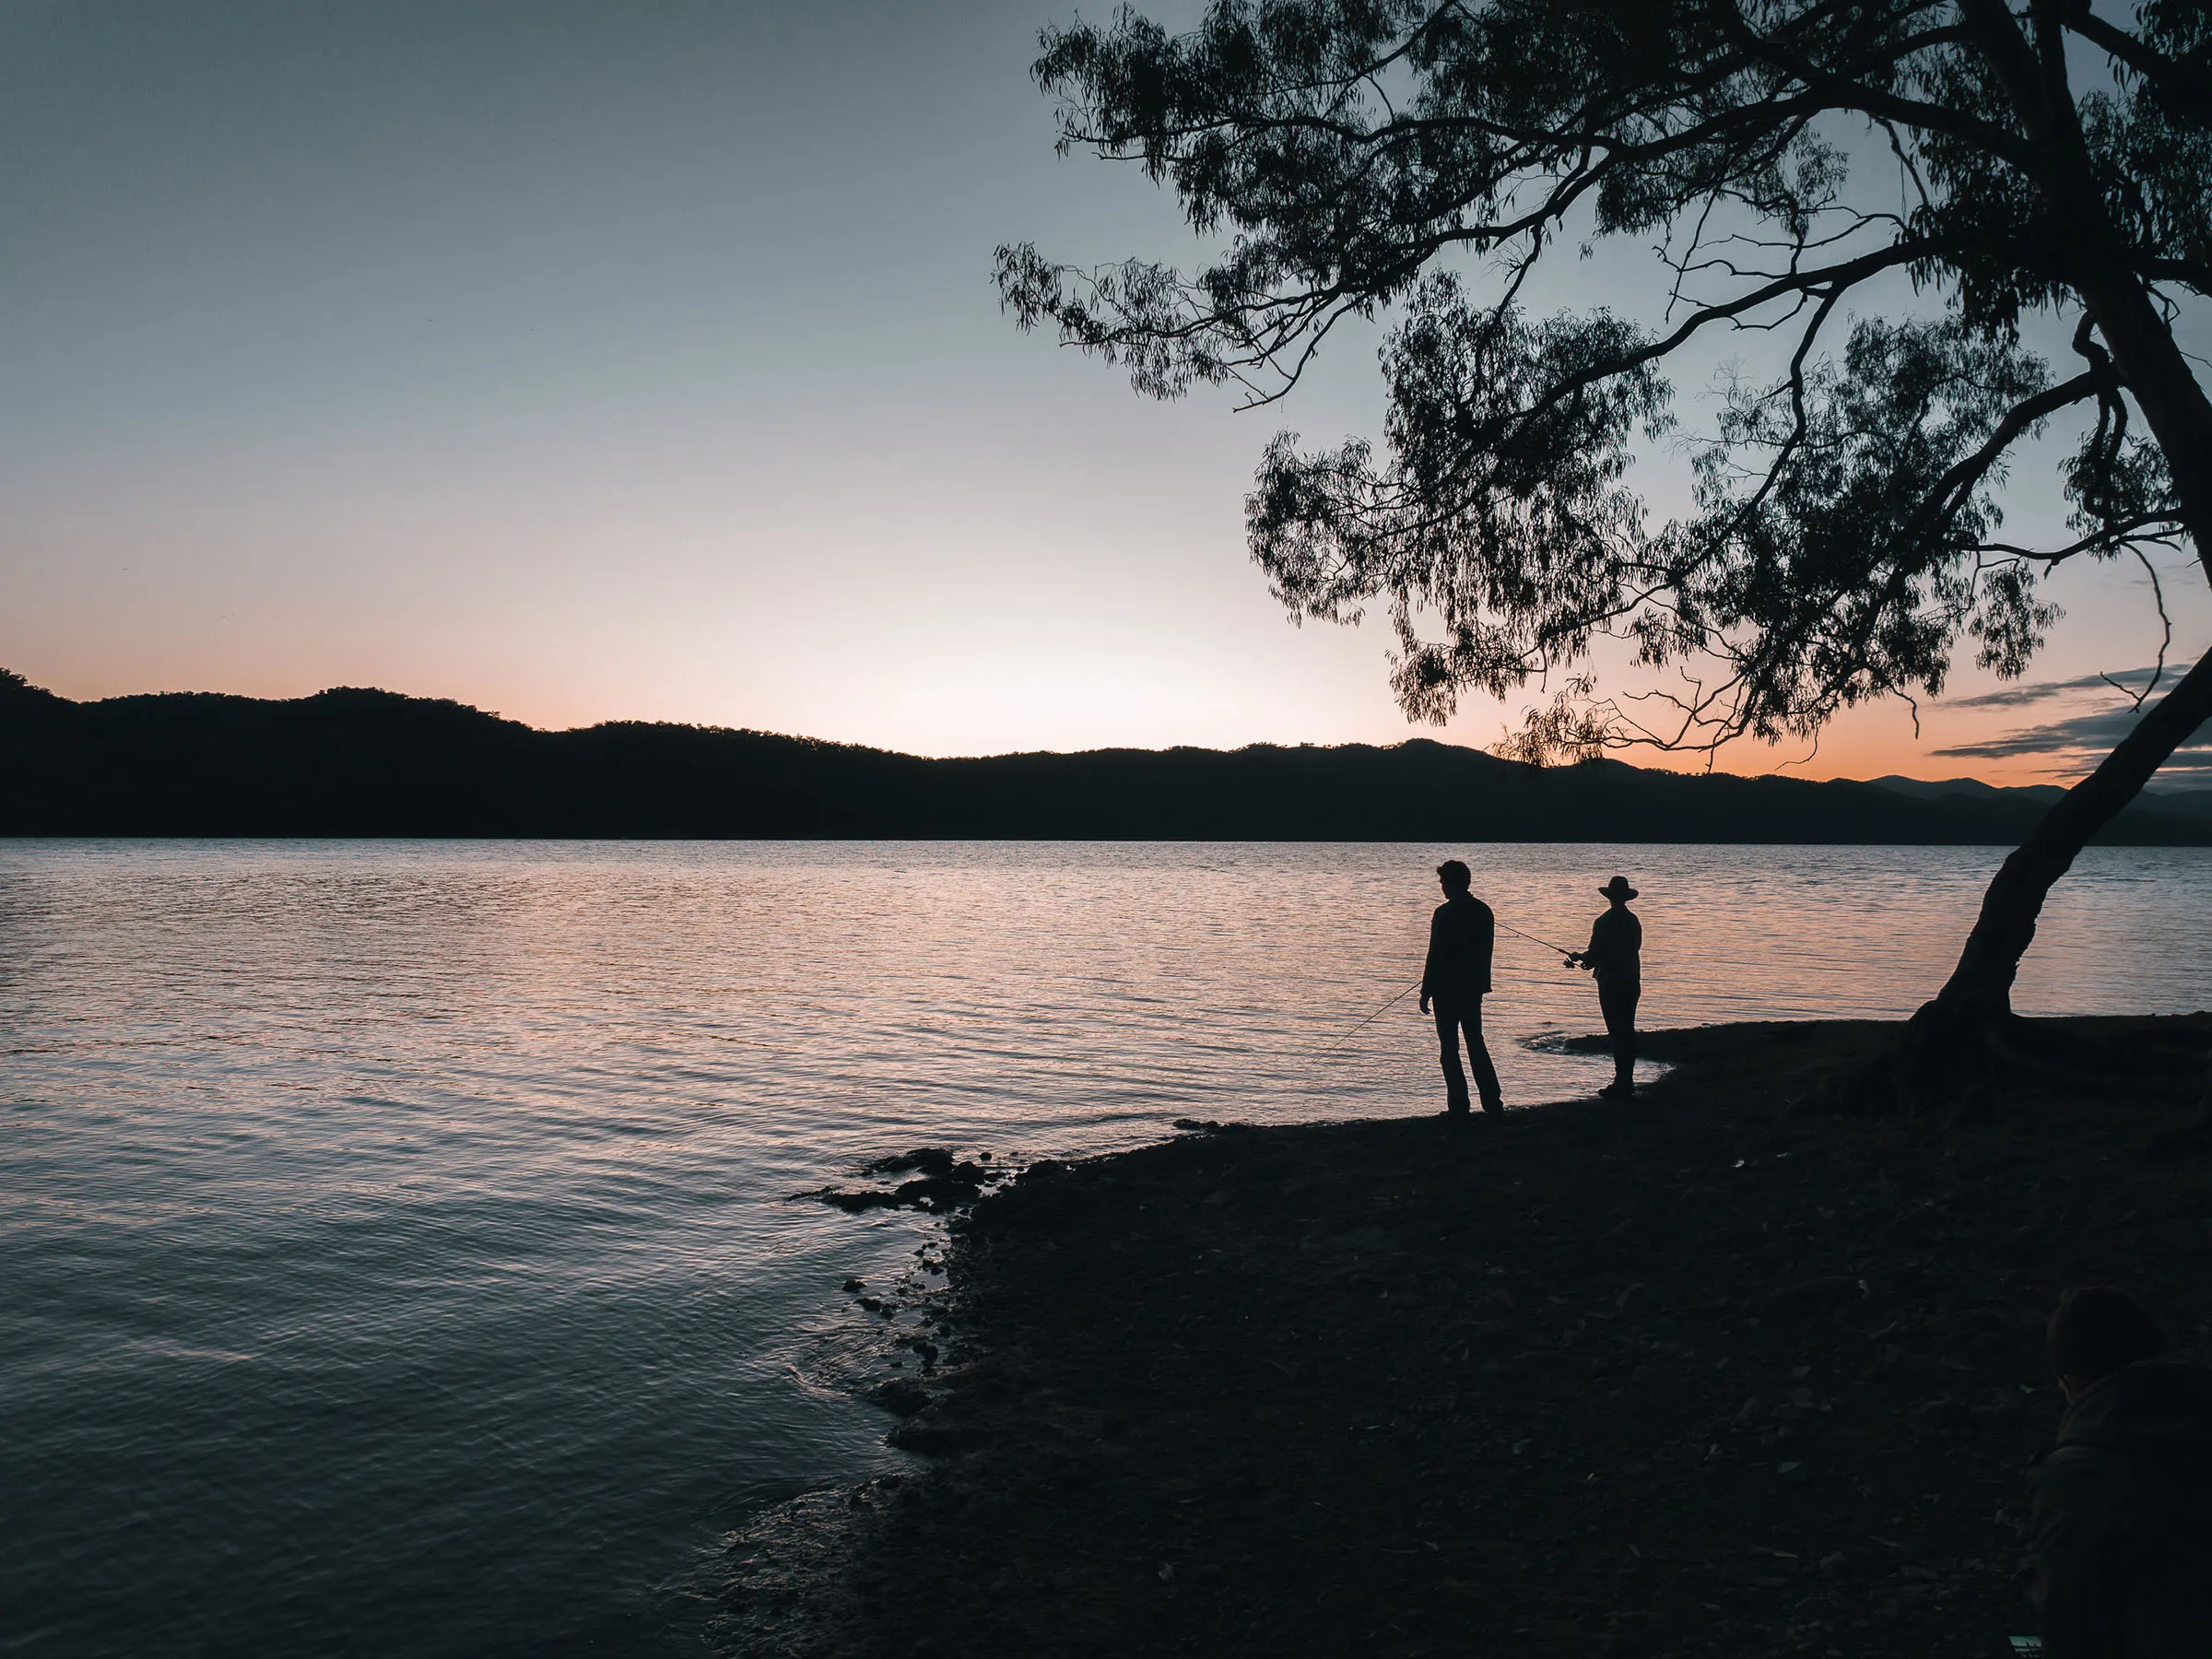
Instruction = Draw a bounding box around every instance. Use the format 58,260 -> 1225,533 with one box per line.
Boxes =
6,669 -> 2208,843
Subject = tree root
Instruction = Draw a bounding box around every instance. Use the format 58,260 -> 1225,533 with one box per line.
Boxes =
1804,1003 -> 2195,1120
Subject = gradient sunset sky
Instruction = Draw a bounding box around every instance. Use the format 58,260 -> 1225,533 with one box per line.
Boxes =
4,0 -> 2206,784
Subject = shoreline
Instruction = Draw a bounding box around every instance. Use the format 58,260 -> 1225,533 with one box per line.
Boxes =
720,1016 -> 2212,1657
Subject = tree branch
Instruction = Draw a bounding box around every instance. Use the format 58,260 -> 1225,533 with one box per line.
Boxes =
2062,4 -> 2212,118
1717,2 -> 2040,168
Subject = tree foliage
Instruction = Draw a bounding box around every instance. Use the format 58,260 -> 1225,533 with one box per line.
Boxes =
996,0 -> 2210,765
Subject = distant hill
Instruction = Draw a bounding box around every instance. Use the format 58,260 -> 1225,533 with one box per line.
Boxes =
1865,772 -> 2212,821
1865,774 -> 2069,806
2140,789 -> 2212,820
6,669 -> 2211,843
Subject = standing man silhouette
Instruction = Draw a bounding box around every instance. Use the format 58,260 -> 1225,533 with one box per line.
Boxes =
1568,876 -> 1642,1100
1418,859 -> 1503,1118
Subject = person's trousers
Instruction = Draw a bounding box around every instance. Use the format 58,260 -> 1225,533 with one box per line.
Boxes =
1599,978 -> 1640,1087
1433,997 -> 1503,1114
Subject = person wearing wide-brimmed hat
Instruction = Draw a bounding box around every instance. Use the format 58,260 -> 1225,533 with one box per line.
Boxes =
1566,876 -> 1642,1099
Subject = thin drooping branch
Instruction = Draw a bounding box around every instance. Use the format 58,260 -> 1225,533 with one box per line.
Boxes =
1719,2 -> 2038,166
1897,370 -> 2106,547
2062,5 -> 2212,119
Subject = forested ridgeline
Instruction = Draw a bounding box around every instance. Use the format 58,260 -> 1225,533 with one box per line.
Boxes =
5,672 -> 2208,842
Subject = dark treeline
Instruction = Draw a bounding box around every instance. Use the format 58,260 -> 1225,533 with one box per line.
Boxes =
6,670 -> 2210,843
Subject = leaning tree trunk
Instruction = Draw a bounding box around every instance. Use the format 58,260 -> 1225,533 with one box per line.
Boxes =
1851,652 -> 2212,1113
1923,646 -> 2212,1024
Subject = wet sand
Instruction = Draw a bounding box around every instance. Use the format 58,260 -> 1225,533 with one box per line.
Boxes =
720,1016 -> 2212,1657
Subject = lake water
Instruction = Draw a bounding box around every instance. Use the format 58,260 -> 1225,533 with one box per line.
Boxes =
6,840 -> 2210,1655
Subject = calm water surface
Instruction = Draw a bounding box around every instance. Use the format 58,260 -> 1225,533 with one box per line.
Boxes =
5,840 -> 2209,1654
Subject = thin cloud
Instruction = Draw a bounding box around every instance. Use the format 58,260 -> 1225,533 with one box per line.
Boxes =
1930,659 -> 2206,777
1936,708 -> 2147,759
1935,712 -> 2212,772
1941,666 -> 2166,711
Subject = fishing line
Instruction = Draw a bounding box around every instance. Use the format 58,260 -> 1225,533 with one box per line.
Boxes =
1317,982 -> 1419,1055
1320,919 -> 1581,1056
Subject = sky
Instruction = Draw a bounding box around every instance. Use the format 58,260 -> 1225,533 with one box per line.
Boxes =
2,0 -> 2206,783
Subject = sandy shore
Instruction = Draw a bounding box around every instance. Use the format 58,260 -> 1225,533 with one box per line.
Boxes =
719,1016 -> 2212,1657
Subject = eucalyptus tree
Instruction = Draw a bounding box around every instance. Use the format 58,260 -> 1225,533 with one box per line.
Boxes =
996,0 -> 2212,1094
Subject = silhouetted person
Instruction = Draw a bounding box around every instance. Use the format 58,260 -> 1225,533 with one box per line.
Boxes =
2027,1286 -> 2212,1657
1566,876 -> 1641,1100
1418,859 -> 1502,1117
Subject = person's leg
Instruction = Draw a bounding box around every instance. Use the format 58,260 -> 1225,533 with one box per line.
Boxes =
1463,999 -> 1504,1112
1599,980 -> 1639,1092
1433,1003 -> 1471,1114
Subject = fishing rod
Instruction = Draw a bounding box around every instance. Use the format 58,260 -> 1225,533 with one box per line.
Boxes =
1499,918 -> 1578,958
1320,919 -> 1583,1055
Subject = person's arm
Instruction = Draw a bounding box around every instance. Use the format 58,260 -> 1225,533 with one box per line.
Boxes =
1474,905 -> 1495,994
1419,909 -> 1441,1014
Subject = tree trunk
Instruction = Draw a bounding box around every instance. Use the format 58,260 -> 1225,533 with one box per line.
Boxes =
1927,647 -> 2212,1022
1860,649 -> 2212,1112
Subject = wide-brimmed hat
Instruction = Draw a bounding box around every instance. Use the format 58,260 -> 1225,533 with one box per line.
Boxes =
1599,876 -> 1638,900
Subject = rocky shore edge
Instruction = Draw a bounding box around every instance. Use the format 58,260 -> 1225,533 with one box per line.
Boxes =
716,1016 -> 2212,1657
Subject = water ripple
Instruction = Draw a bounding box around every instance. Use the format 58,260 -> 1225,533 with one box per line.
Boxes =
3,838 -> 2208,1654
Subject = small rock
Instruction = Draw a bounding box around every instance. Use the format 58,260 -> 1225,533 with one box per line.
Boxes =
866,1378 -> 931,1417
864,1147 -> 958,1179
813,1188 -> 904,1213
886,1418 -> 969,1455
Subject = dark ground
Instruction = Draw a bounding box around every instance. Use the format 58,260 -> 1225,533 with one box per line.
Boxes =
717,1017 -> 2212,1658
